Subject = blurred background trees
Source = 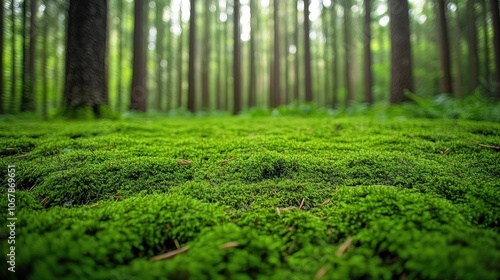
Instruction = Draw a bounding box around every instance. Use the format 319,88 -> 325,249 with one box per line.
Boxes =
1,0 -> 499,117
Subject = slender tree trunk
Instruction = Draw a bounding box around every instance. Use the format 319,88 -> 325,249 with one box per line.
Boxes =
0,0 -> 3,114
215,0 -> 222,110
322,5 -> 331,106
453,6 -> 464,98
304,0 -> 313,102
481,0 -> 490,83
177,3 -> 184,108
248,0 -> 257,107
233,0 -> 241,114
21,0 -> 35,112
224,5 -> 230,111
64,0 -> 108,116
364,0 -> 373,104
130,0 -> 147,111
202,0 -> 211,110
42,3 -> 48,119
293,0 -> 299,102
270,0 -> 280,107
491,0 -> 500,99
467,0 -> 479,92
116,0 -> 123,112
284,1 -> 290,104
155,2 -> 163,111
436,0 -> 453,94
166,13 -> 173,110
344,0 -> 355,107
388,0 -> 413,103
332,4 -> 338,108
187,0 -> 196,112
10,0 -> 16,113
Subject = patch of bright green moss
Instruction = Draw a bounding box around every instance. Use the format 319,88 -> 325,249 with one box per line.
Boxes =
1,116 -> 499,279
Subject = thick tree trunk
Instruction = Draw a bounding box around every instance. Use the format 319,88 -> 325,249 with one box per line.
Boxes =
436,0 -> 453,94
130,0 -> 147,112
388,0 -> 413,103
187,0 -> 196,112
233,0 -> 241,114
21,0 -> 36,112
364,0 -> 373,104
491,0 -> 500,99
64,0 -> 108,116
481,0 -> 490,83
304,0 -> 313,102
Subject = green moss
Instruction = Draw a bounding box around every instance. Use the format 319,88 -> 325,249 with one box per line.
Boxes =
0,116 -> 499,279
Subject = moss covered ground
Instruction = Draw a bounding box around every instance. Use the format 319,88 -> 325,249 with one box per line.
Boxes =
1,116 -> 500,279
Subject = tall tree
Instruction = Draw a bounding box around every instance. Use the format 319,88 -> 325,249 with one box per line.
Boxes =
436,0 -> 453,94
20,0 -> 34,112
248,0 -> 257,108
453,5 -> 464,98
10,0 -> 16,113
130,0 -> 147,112
304,0 -> 313,102
466,0 -> 479,92
23,0 -> 37,112
270,0 -> 280,108
177,2 -> 184,108
64,0 -> 108,117
233,0 -> 242,114
202,0 -> 211,110
492,0 -> 500,99
293,0 -> 299,101
344,0 -> 355,106
0,0 -> 4,114
155,2 -> 164,111
364,0 -> 373,104
388,0 -> 413,103
116,0 -> 124,112
481,0 -> 490,82
41,0 -> 48,118
187,0 -> 196,112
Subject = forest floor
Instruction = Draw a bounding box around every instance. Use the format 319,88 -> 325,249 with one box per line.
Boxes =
1,116 -> 500,279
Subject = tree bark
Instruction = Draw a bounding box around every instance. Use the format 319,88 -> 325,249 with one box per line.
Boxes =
467,0 -> 479,92
202,0 -> 211,110
42,1 -> 48,119
491,0 -> 500,99
270,0 -> 280,108
248,0 -> 257,108
388,0 -> 413,103
233,0 -> 241,114
116,0 -> 123,112
364,0 -> 373,104
481,0 -> 490,83
344,0 -> 355,107
177,2 -> 184,108
21,0 -> 37,112
187,0 -> 196,112
10,0 -> 16,113
64,0 -> 108,116
130,0 -> 147,112
436,0 -> 453,94
155,2 -> 164,111
0,0 -> 4,114
454,6 -> 464,98
304,0 -> 313,102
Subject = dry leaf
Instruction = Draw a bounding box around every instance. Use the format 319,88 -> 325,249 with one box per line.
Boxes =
177,159 -> 192,165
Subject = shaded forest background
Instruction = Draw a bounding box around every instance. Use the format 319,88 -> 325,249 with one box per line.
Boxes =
1,0 -> 499,118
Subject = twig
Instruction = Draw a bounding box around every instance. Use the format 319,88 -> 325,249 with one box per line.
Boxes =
219,241 -> 239,249
335,237 -> 353,257
478,144 -> 500,151
150,246 -> 189,261
298,198 -> 305,210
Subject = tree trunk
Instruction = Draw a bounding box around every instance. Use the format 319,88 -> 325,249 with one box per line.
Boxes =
454,6 -> 464,98
233,0 -> 242,114
42,2 -> 48,119
294,0 -> 299,102
364,0 -> 373,104
322,5 -> 331,106
436,0 -> 453,94
481,0 -> 490,84
388,0 -> 413,103
332,4 -> 339,108
10,0 -> 16,113
177,3 -> 184,109
202,1 -> 211,110
116,0 -> 123,112
491,0 -> 500,99
0,0 -> 4,114
467,0 -> 479,92
21,0 -> 36,112
304,0 -> 313,102
270,0 -> 280,108
187,0 -> 196,112
248,0 -> 257,108
344,0 -> 355,107
155,2 -> 164,111
64,0 -> 108,117
130,0 -> 147,112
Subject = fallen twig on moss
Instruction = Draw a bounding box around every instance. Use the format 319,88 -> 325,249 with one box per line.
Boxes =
150,246 -> 189,261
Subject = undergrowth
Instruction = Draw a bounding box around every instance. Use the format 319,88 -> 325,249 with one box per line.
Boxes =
0,116 -> 499,279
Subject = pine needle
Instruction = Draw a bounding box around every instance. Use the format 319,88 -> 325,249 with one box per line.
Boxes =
150,246 -> 189,261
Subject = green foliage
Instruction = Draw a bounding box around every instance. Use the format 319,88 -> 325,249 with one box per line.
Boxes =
0,116 -> 499,279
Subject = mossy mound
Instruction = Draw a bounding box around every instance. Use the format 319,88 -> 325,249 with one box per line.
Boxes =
1,116 -> 499,279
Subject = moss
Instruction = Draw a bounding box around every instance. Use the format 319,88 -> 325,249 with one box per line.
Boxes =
0,116 -> 499,279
